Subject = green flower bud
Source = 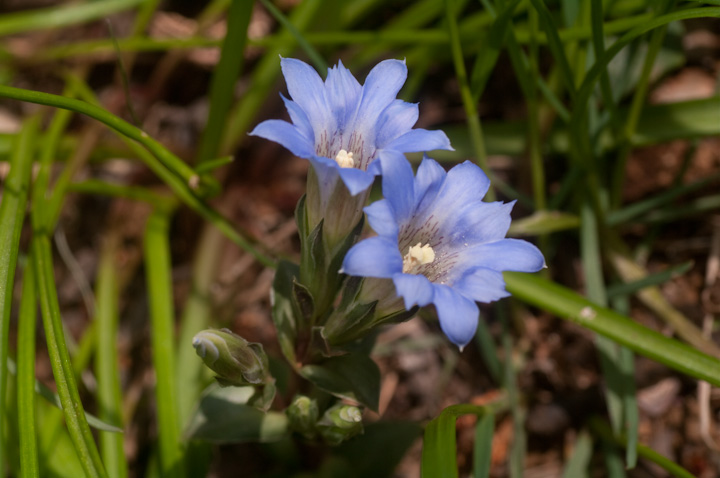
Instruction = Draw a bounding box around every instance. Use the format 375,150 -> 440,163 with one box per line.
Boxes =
192,328 -> 269,386
286,395 -> 319,439
316,403 -> 363,445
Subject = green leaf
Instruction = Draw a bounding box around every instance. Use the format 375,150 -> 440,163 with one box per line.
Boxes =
184,385 -> 288,443
422,412 -> 459,478
300,354 -> 380,412
421,403 -> 504,478
473,414 -> 494,478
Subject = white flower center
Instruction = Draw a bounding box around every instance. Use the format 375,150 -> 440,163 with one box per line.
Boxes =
334,149 -> 355,168
402,242 -> 435,274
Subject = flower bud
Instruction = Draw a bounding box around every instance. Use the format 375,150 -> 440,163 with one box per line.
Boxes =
192,328 -> 269,386
316,403 -> 363,445
286,395 -> 319,439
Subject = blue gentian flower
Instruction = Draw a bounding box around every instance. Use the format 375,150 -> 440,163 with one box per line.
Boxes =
250,58 -> 452,196
341,154 -> 545,348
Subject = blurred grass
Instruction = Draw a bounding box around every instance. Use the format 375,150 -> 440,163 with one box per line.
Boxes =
0,0 -> 719,477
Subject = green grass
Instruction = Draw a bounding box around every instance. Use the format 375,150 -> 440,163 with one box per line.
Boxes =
0,0 -> 719,476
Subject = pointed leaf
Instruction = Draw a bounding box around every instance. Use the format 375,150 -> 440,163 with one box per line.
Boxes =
185,385 -> 288,443
300,354 -> 380,411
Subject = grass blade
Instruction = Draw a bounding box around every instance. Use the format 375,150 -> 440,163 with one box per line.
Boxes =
422,412 -> 459,478
0,115 -> 39,471
95,236 -> 127,478
144,208 -> 185,478
422,402 -> 507,478
32,235 -> 107,478
17,263 -> 39,478
196,0 -> 254,165
504,271 -> 720,386
0,0 -> 145,37
444,0 -> 493,199
473,413 -> 494,478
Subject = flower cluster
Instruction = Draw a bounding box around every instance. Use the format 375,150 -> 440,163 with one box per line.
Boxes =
252,57 -> 544,350
196,57 -> 546,447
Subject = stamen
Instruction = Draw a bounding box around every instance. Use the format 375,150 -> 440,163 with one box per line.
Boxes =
334,149 -> 355,168
402,242 -> 435,274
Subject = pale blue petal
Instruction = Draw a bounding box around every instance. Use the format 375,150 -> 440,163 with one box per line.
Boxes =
453,267 -> 510,303
437,160 -> 491,206
446,201 -> 515,246
377,150 -> 415,222
385,128 -> 453,154
281,93 -> 313,143
432,284 -> 479,348
375,100 -> 418,148
392,273 -> 435,308
280,58 -> 334,137
336,166 -> 376,196
341,236 -> 403,278
249,120 -> 314,157
413,160 -> 491,229
325,60 -> 362,130
414,156 -> 446,208
460,238 -> 545,273
364,200 -> 398,237
354,59 -> 408,133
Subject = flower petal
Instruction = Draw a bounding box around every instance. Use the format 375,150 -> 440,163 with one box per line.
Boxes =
437,160 -> 491,206
445,200 -> 515,246
414,156 -> 446,208
375,100 -> 418,148
336,165 -> 376,196
461,238 -> 545,273
325,60 -> 362,131
393,273 -> 435,308
432,284 -> 479,348
281,58 -> 334,139
453,267 -> 510,303
377,150 -> 415,222
385,128 -> 453,154
341,236 -> 403,278
281,93 -> 314,143
364,200 -> 398,237
354,59 -> 408,132
249,120 -> 314,157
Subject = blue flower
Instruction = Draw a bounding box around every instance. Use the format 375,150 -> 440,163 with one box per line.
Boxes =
341,154 -> 545,348
250,58 -> 452,197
